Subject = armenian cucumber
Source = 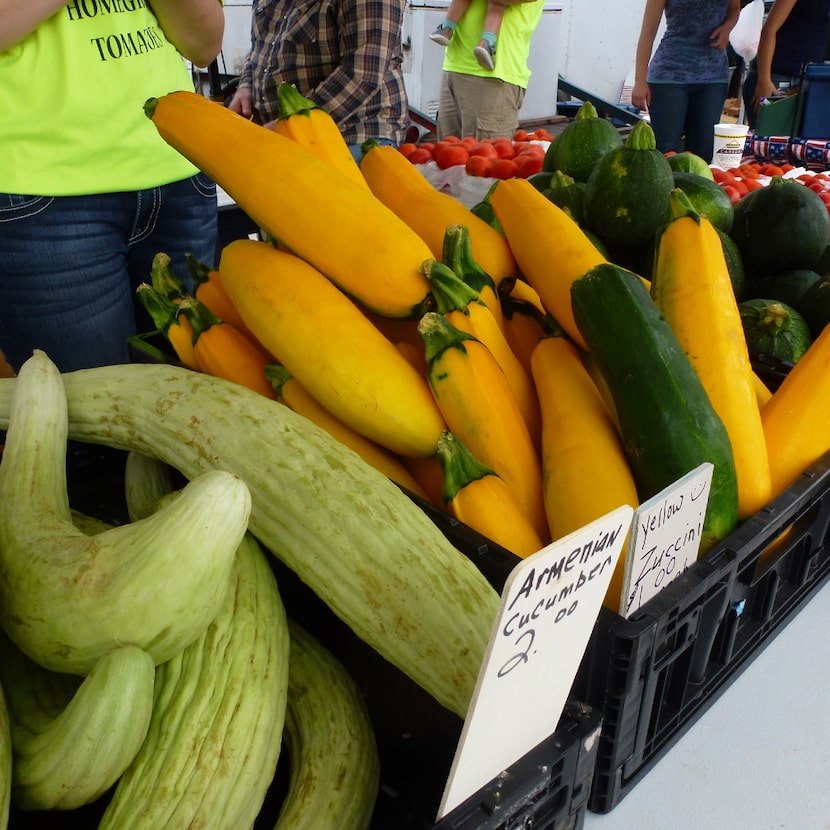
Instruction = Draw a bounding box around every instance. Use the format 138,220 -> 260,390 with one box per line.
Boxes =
570,263 -> 739,554
275,621 -> 379,830
0,362 -> 498,719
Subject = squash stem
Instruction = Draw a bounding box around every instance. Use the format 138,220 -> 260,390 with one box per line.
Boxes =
435,430 -> 495,503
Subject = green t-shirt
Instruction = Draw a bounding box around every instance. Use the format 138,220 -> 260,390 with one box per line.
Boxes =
0,2 -> 199,196
442,0 -> 544,88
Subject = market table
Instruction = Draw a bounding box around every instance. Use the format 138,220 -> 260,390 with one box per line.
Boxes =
582,578 -> 830,829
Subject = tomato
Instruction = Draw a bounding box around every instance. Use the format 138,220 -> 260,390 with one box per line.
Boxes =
434,144 -> 470,170
533,128 -> 554,141
737,163 -> 761,179
513,128 -> 530,142
469,141 -> 499,160
465,155 -> 493,177
742,177 -> 764,192
461,135 -> 478,151
514,143 -> 545,158
397,143 -> 419,160
759,163 -> 785,177
408,147 -> 433,165
663,150 -> 677,157
442,134 -> 463,144
721,184 -> 743,205
711,167 -> 734,184
515,154 -> 544,178
489,158 -> 520,179
491,138 -> 517,159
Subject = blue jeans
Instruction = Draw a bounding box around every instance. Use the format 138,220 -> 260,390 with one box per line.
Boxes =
648,81 -> 728,162
0,174 -> 218,373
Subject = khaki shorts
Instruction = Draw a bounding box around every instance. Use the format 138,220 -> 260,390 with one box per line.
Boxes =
437,72 -> 526,139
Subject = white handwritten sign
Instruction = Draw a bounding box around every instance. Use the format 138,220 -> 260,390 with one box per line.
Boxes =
619,463 -> 713,619
437,504 -> 633,818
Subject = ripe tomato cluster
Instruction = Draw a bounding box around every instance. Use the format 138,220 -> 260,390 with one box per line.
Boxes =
397,128 -> 555,180
711,161 -> 830,217
711,162 -> 795,204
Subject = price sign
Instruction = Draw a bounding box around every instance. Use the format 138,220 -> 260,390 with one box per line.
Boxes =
437,504 -> 633,819
619,463 -> 713,618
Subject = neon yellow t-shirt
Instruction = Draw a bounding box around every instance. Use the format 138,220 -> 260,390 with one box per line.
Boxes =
442,0 -> 544,88
0,2 -> 199,196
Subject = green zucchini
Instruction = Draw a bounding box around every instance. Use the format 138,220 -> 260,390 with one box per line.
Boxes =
570,263 -> 739,554
0,357 -> 498,719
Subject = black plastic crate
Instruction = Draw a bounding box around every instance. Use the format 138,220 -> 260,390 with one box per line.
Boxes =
416,446 -> 830,815
572,449 -> 830,813
5,446 -> 598,830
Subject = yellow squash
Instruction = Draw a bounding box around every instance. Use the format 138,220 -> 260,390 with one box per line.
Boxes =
489,177 -> 608,349
135,281 -> 200,371
264,363 -> 430,499
145,91 -> 433,319
187,298 -> 279,401
441,223 -> 506,331
424,258 -> 542,449
220,239 -> 446,458
273,82 -> 369,190
436,431 -> 544,558
186,253 -> 258,341
762,322 -> 830,496
650,190 -> 772,520
500,295 -> 557,377
531,335 -> 638,608
360,142 -> 519,291
418,312 -> 548,542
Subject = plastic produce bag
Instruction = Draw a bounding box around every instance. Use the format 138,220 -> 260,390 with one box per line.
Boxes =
730,0 -> 764,62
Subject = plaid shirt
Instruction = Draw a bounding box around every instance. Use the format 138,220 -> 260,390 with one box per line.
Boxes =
238,0 -> 409,146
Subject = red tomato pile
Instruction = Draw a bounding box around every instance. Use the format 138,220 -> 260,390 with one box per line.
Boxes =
712,161 -> 830,217
398,128 -> 555,180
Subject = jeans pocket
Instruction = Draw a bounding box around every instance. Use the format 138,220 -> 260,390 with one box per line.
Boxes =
0,194 -> 54,223
189,173 -> 217,200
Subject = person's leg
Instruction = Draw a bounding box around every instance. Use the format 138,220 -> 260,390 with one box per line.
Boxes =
684,82 -> 728,162
473,0 -> 505,70
430,0 -> 470,46
443,73 -> 524,139
646,83 -> 690,154
742,66 -> 759,129
437,72 -> 463,139
0,191 -> 139,373
127,173 -> 218,298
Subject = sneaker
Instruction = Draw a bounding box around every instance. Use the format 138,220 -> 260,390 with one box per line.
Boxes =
473,39 -> 495,70
429,25 -> 453,47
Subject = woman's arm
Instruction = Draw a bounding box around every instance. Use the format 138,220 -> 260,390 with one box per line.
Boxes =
0,0 -> 67,52
710,0 -> 741,49
631,0 -> 666,111
150,0 -> 225,68
753,0 -> 798,103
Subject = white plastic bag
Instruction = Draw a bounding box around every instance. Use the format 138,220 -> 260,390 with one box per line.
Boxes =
729,0 -> 764,62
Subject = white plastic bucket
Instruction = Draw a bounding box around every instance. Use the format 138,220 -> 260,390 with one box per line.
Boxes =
712,123 -> 749,169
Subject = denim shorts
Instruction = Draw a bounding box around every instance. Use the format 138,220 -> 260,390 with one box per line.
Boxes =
0,174 -> 217,373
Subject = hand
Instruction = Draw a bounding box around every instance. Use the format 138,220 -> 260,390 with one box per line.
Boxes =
752,78 -> 778,111
708,24 -> 731,50
228,85 -> 254,119
630,80 -> 651,112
